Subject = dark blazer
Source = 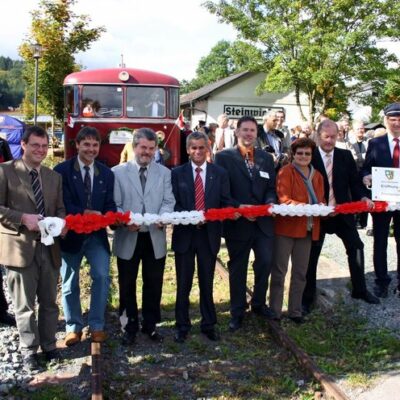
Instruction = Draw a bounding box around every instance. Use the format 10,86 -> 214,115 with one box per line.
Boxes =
54,157 -> 116,253
312,147 -> 364,227
361,134 -> 393,176
171,162 -> 232,255
215,147 -> 276,240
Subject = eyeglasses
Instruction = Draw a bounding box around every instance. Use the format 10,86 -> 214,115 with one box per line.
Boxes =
295,151 -> 312,156
28,143 -> 49,150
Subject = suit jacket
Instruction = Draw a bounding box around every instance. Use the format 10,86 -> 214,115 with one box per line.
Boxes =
54,157 -> 116,253
361,134 -> 393,176
312,147 -> 364,227
215,146 -> 276,240
0,159 -> 65,268
171,162 -> 232,255
112,160 -> 175,260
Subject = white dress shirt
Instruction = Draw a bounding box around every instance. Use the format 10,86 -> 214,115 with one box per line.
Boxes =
191,160 -> 207,189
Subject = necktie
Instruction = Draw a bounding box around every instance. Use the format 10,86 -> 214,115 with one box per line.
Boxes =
84,165 -> 92,209
30,169 -> 45,216
244,152 -> 253,178
325,153 -> 336,206
194,167 -> 205,211
393,138 -> 400,168
139,167 -> 147,193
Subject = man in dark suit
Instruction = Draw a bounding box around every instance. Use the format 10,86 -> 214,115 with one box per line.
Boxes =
54,127 -> 116,346
0,126 -> 65,371
172,131 -> 232,343
362,103 -> 400,298
0,136 -> 15,326
302,119 -> 379,314
215,116 -> 277,332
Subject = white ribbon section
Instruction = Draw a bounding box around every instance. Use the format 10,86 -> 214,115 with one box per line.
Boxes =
271,204 -> 334,217
386,203 -> 400,212
38,217 -> 65,246
128,211 -> 205,226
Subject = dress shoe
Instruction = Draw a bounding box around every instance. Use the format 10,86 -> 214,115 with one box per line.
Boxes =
91,331 -> 107,343
142,328 -> 163,343
64,331 -> 82,347
0,311 -> 16,326
23,354 -> 40,372
301,304 -> 312,316
289,316 -> 305,324
352,290 -> 380,304
44,349 -> 62,362
366,229 -> 373,236
174,330 -> 188,343
121,331 -> 136,345
228,317 -> 243,332
373,285 -> 388,299
251,305 -> 277,320
201,329 -> 220,341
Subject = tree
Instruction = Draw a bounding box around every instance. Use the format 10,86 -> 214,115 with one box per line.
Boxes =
181,39 -> 265,93
204,0 -> 400,122
0,57 -> 25,110
19,0 -> 105,120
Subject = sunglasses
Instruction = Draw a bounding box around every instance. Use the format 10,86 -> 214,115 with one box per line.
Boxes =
295,151 -> 312,156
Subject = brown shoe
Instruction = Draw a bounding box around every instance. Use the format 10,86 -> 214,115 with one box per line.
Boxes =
91,331 -> 107,343
65,332 -> 82,347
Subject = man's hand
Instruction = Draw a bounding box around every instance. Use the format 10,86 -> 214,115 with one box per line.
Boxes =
362,174 -> 372,188
239,204 -> 256,221
127,223 -> 140,232
83,209 -> 101,215
60,225 -> 69,238
361,196 -> 375,209
156,222 -> 165,230
21,213 -> 42,231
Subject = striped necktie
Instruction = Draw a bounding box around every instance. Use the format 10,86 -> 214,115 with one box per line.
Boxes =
84,165 -> 92,209
325,153 -> 336,206
194,167 -> 205,211
30,169 -> 45,216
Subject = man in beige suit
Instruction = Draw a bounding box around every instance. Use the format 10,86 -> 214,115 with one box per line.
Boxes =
0,126 -> 65,372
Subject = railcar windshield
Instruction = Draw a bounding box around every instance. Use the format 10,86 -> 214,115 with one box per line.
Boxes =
81,86 -> 123,117
126,87 -> 166,117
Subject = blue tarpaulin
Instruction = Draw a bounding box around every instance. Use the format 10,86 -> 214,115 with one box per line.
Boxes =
0,115 -> 25,159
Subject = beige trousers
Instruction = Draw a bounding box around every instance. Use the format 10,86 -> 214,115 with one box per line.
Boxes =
269,234 -> 312,318
6,243 -> 59,355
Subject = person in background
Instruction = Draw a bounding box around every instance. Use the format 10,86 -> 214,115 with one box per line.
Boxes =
275,109 -> 291,152
215,116 -> 277,332
362,103 -> 400,298
0,126 -> 66,371
54,127 -> 116,346
112,128 -> 175,345
172,131 -> 232,343
180,121 -> 193,164
213,114 -> 235,154
269,138 -> 324,324
0,135 -> 15,326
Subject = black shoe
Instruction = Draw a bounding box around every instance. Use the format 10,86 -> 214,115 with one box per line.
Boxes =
289,316 -> 305,324
0,311 -> 16,326
23,354 -> 40,372
201,329 -> 220,341
373,285 -> 388,298
352,290 -> 380,304
121,331 -> 136,345
174,330 -> 188,343
251,305 -> 277,320
301,303 -> 312,316
366,229 -> 373,236
142,328 -> 164,343
228,317 -> 243,332
44,349 -> 62,362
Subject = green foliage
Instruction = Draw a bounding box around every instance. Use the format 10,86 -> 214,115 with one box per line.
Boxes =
19,0 -> 105,120
0,56 -> 25,110
204,0 -> 400,122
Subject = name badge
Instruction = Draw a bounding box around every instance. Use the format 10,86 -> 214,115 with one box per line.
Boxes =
260,171 -> 270,179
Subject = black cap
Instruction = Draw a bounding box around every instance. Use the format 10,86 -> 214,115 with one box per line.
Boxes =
384,103 -> 400,117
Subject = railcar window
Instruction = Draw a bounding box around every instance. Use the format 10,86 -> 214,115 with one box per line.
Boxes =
126,87 -> 166,118
169,88 -> 179,119
81,86 -> 123,117
65,85 -> 78,116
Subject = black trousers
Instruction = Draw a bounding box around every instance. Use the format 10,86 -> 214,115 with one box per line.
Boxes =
302,216 -> 367,307
117,232 -> 165,334
0,272 -> 9,314
225,225 -> 274,319
372,211 -> 400,287
175,227 -> 217,333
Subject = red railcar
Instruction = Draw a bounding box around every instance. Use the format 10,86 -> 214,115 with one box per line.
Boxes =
63,68 -> 180,166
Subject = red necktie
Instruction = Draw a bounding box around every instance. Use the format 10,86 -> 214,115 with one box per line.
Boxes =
393,138 -> 400,168
194,167 -> 205,211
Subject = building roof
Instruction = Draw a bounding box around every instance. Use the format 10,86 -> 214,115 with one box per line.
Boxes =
180,71 -> 251,105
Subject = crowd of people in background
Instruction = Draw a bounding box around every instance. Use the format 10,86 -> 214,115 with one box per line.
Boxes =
0,102 -> 399,374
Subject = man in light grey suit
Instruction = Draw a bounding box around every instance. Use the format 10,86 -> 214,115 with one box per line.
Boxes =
112,128 -> 175,345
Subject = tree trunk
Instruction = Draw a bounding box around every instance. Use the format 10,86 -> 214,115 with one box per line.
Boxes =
295,85 -> 306,121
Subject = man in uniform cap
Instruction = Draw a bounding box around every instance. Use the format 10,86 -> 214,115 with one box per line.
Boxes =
362,103 -> 400,298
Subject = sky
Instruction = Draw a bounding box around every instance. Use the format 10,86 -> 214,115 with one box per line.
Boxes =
1,0 -> 238,81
